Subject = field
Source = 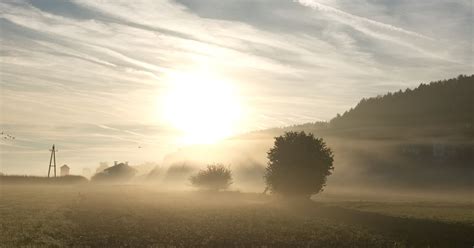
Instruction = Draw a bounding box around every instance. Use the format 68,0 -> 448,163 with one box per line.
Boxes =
1,185 -> 473,247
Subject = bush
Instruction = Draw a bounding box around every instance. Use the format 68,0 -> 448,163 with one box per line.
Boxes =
190,164 -> 232,191
264,131 -> 334,198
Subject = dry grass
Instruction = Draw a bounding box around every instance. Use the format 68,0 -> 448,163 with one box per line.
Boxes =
1,185 -> 473,247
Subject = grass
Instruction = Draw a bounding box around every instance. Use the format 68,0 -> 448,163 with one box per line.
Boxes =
326,201 -> 474,226
0,175 -> 88,185
1,185 -> 473,247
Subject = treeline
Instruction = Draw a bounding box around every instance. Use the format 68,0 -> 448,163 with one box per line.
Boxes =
330,75 -> 474,133
242,75 -> 474,140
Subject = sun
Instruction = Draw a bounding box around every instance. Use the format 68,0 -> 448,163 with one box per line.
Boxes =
161,71 -> 243,144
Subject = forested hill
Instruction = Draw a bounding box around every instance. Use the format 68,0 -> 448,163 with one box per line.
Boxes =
330,75 -> 473,131
240,75 -> 474,139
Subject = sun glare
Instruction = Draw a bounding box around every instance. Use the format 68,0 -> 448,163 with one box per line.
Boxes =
161,71 -> 243,144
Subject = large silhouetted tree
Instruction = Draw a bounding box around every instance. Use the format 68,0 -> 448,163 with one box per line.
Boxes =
264,131 -> 334,199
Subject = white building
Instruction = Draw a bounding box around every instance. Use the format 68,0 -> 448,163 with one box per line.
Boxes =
60,164 -> 70,176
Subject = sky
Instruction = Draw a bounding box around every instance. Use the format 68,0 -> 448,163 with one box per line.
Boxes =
0,0 -> 472,175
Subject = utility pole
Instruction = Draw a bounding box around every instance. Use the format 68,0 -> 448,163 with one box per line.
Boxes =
48,144 -> 57,178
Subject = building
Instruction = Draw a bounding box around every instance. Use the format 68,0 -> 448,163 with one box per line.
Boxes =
60,164 -> 70,176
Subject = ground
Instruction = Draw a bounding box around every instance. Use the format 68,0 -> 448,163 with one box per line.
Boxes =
0,185 -> 473,247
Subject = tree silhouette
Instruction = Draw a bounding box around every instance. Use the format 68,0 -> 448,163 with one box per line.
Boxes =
264,131 -> 334,199
190,164 -> 232,191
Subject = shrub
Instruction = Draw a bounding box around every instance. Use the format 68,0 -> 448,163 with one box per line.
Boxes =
264,131 -> 334,199
190,164 -> 232,191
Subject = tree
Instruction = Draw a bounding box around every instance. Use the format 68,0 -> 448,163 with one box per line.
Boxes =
190,164 -> 232,191
264,131 -> 334,198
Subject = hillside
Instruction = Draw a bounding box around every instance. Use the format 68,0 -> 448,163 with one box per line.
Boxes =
241,75 -> 474,140
329,75 -> 473,137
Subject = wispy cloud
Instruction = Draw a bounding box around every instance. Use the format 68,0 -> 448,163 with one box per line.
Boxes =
297,0 -> 433,40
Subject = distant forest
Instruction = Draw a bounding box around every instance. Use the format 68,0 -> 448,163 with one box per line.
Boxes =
330,75 -> 473,131
262,75 -> 474,139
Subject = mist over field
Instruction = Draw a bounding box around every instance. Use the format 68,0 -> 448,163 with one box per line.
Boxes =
148,131 -> 473,199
